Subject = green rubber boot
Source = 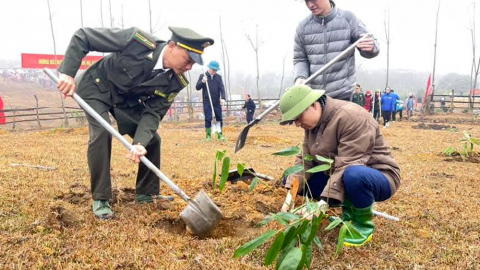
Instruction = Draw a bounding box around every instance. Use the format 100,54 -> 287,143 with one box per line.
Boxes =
341,198 -> 354,222
344,204 -> 375,247
93,200 -> 114,219
217,132 -> 226,141
136,194 -> 154,204
205,128 -> 212,142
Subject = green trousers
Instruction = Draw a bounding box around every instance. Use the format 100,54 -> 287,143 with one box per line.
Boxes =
85,104 -> 160,200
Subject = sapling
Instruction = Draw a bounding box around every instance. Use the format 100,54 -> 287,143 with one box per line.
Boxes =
212,150 -> 260,192
233,146 -> 361,269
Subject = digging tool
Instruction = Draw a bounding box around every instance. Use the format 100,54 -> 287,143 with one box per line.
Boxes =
203,70 -> 221,135
226,167 -> 275,183
44,68 -> 222,237
234,34 -> 372,153
281,176 -> 300,212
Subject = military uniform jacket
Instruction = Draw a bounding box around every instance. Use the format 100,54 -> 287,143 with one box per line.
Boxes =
58,27 -> 188,146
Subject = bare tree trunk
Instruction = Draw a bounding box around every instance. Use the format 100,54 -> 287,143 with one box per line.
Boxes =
11,105 -> 17,131
219,17 -> 230,102
47,0 -> 68,127
429,0 -> 441,113
109,0 -> 114,27
100,0 -> 104,27
246,25 -> 263,112
80,0 -> 84,27
148,0 -> 153,34
469,2 -> 479,109
277,52 -> 288,99
384,8 -> 391,88
35,95 -> 41,129
121,3 -> 124,29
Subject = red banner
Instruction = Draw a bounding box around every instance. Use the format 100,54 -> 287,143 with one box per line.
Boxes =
21,53 -> 103,70
0,93 -> 5,125
423,74 -> 432,103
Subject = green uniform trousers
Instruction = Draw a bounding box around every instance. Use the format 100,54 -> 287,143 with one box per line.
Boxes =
84,101 -> 161,200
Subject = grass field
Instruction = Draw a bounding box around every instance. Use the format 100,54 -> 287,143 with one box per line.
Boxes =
1,111 -> 480,269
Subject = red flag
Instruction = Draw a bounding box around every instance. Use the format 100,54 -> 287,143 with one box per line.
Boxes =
0,93 -> 5,125
423,74 -> 433,103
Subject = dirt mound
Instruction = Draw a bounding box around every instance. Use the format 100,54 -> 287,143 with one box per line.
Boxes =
54,183 -> 90,205
412,123 -> 456,130
46,201 -> 81,229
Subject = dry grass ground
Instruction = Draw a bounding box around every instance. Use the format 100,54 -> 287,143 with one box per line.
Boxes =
1,113 -> 480,269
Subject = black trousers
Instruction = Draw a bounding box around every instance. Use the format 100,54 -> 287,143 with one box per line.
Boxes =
85,106 -> 161,200
203,102 -> 223,128
246,111 -> 254,124
382,110 -> 392,126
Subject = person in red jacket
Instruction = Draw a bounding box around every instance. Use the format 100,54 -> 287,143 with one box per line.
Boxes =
364,90 -> 373,112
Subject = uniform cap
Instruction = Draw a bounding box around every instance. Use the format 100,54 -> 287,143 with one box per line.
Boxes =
279,85 -> 324,125
169,26 -> 214,65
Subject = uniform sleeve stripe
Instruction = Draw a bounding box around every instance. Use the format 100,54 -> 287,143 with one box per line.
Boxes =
134,32 -> 156,49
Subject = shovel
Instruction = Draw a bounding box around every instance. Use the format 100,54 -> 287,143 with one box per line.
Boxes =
44,68 -> 222,237
203,71 -> 221,135
234,34 -> 372,153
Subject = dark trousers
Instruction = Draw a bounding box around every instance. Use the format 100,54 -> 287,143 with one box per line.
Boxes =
246,111 -> 254,124
382,110 -> 392,126
373,108 -> 380,121
392,109 -> 397,121
203,102 -> 223,128
85,107 -> 161,200
299,165 -> 392,208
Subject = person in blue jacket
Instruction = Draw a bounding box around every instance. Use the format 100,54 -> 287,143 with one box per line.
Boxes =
196,61 -> 226,141
381,87 -> 395,128
390,89 -> 400,122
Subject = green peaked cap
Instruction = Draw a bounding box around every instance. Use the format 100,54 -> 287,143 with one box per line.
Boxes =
279,85 -> 325,125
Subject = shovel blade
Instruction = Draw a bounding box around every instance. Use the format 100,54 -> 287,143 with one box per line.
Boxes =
234,119 -> 259,153
179,190 -> 223,238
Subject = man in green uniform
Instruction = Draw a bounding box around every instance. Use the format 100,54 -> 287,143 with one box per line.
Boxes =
56,26 -> 214,219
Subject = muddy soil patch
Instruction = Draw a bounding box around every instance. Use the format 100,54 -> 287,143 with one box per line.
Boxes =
412,123 -> 456,130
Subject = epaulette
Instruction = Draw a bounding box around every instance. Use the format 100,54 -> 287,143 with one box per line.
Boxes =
175,73 -> 189,88
134,31 -> 156,50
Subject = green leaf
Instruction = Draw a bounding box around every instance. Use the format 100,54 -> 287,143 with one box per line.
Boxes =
313,236 -> 324,251
297,220 -> 309,235
249,177 -> 260,192
471,137 -> 480,146
306,214 -> 323,245
306,164 -> 331,173
303,154 -> 314,162
297,244 -> 307,270
315,155 -> 333,164
233,230 -> 277,258
264,232 -> 285,266
276,212 -> 301,222
258,215 -> 274,227
273,146 -> 301,156
305,243 -> 313,269
216,150 -> 226,161
300,224 -> 311,244
237,163 -> 245,177
218,157 -> 231,192
306,200 -> 318,213
282,164 -> 304,179
335,224 -> 348,257
281,226 -> 297,249
324,217 -> 342,231
463,130 -> 471,140
273,214 -> 290,226
213,156 -> 217,189
344,221 -> 363,239
276,238 -> 298,270
277,247 -> 303,270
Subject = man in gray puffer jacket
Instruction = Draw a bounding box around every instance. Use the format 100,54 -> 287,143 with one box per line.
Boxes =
294,0 -> 379,101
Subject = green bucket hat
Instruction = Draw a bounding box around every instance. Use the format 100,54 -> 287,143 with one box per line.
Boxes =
279,85 -> 325,125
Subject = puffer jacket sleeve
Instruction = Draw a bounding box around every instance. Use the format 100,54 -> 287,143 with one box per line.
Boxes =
293,22 -> 310,82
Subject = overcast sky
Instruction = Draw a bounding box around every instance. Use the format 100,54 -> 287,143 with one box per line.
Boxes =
0,0 -> 479,76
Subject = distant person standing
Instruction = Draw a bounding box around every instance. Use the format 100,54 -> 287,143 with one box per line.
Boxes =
293,0 -> 379,100
196,60 -> 226,141
350,84 -> 365,107
390,89 -> 400,122
395,100 -> 404,121
405,93 -> 415,120
364,90 -> 373,113
243,94 -> 256,124
373,90 -> 381,122
381,88 -> 395,128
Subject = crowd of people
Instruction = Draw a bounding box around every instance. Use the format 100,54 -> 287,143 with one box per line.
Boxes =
349,84 -> 417,128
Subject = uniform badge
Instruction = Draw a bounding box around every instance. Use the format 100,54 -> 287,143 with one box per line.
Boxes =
134,31 -> 156,50
146,52 -> 153,60
168,92 -> 178,102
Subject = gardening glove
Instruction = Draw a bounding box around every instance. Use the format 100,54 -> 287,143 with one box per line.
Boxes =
295,78 -> 305,86
57,73 -> 76,99
281,176 -> 301,212
221,99 -> 226,106
202,74 -> 207,83
283,174 -> 301,189
126,144 -> 147,163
